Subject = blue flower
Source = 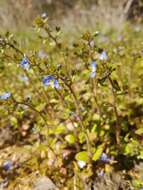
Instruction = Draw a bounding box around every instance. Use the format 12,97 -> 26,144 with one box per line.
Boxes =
42,75 -> 61,89
43,75 -> 54,86
0,92 -> 11,100
54,79 -> 61,89
98,170 -> 104,177
90,61 -> 97,78
99,51 -> 108,61
3,160 -> 13,171
100,153 -> 110,163
91,61 -> 96,72
20,57 -> 30,70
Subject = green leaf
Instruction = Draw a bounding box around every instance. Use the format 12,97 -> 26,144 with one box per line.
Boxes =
36,102 -> 46,112
111,79 -> 121,91
124,139 -> 139,156
135,128 -> 143,135
55,125 -> 65,134
10,117 -> 18,128
34,16 -> 44,27
93,114 -> 100,121
65,134 -> 76,144
79,132 -> 86,143
75,151 -> 88,162
91,124 -> 97,132
92,145 -> 104,161
137,149 -> 143,159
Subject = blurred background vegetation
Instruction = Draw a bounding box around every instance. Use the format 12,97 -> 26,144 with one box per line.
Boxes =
0,0 -> 143,32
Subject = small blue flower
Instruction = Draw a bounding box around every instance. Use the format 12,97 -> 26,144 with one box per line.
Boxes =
90,61 -> 97,78
20,57 -> 30,70
91,61 -> 96,72
0,92 -> 11,100
98,170 -> 104,177
54,79 -> 61,89
43,75 -> 54,86
100,153 -> 110,163
99,51 -> 108,61
3,160 -> 13,171
42,75 -> 61,89
140,188 -> 143,190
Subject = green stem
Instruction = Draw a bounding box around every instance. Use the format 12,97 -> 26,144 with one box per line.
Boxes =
91,78 -> 102,116
101,62 -> 120,145
66,84 -> 91,159
108,77 -> 120,145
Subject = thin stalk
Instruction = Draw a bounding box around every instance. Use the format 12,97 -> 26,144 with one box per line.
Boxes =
44,27 -> 59,47
108,77 -> 120,145
91,78 -> 102,116
55,89 -> 80,151
66,84 -> 91,159
6,42 -> 24,56
101,62 -> 120,145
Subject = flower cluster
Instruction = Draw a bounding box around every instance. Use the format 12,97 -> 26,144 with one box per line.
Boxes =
42,75 -> 61,89
20,57 -> 61,90
90,51 -> 107,78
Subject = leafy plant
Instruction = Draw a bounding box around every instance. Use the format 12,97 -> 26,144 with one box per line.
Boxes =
0,16 -> 143,189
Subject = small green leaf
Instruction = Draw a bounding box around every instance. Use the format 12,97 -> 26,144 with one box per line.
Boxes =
135,128 -> 143,135
75,151 -> 88,162
10,117 -> 18,128
55,125 -> 65,134
111,79 -> 121,91
93,114 -> 100,121
91,124 -> 97,132
36,102 -> 46,112
65,134 -> 76,144
137,149 -> 143,159
92,145 -> 104,161
124,139 -> 139,156
79,132 -> 86,143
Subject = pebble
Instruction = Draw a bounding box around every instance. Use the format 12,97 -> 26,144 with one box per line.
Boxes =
33,176 -> 57,190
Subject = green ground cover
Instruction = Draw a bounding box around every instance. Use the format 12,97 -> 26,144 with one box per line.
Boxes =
0,16 -> 143,189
